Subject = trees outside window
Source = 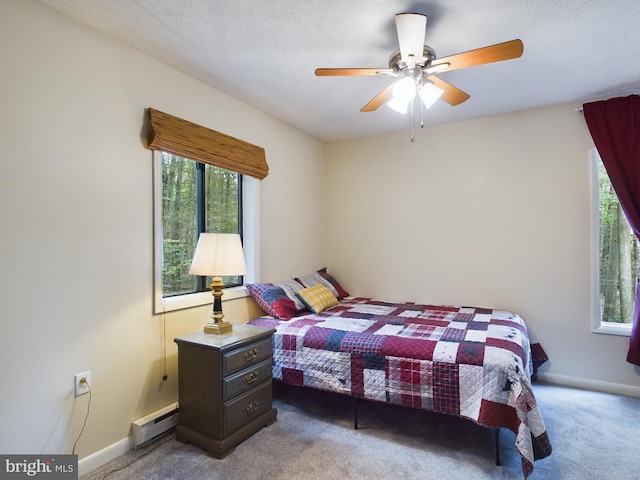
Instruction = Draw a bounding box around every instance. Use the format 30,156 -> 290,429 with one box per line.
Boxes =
598,154 -> 638,326
161,152 -> 242,297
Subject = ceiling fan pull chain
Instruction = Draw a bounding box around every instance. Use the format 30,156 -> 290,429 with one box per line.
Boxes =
410,99 -> 415,142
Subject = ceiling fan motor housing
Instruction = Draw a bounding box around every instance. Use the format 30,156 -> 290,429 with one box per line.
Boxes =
388,45 -> 437,88
388,45 -> 436,72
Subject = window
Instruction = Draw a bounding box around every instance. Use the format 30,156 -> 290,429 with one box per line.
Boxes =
592,149 -> 636,335
153,151 -> 259,313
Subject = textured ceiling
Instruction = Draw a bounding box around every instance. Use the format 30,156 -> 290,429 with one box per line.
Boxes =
40,0 -> 640,142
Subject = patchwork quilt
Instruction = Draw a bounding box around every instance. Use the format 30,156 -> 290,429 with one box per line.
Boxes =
248,296 -> 552,478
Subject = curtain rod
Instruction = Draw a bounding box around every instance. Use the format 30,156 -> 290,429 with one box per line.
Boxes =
575,88 -> 640,113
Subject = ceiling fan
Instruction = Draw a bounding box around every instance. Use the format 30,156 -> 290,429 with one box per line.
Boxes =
315,13 -> 524,115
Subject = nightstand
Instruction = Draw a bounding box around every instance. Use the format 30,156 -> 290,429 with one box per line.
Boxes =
174,324 -> 277,458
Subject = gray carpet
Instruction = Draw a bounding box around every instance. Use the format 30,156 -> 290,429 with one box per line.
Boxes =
81,381 -> 640,479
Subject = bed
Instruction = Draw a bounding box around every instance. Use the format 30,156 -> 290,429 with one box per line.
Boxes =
246,270 -> 552,478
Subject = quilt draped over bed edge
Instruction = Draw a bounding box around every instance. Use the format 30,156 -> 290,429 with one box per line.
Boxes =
249,296 -> 552,477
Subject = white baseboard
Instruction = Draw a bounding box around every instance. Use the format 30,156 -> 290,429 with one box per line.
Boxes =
78,436 -> 132,476
537,372 -> 640,398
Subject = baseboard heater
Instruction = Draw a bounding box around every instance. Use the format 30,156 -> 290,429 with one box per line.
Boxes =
131,402 -> 179,448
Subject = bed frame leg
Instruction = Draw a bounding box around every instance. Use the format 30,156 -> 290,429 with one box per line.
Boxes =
354,398 -> 360,430
494,428 -> 501,466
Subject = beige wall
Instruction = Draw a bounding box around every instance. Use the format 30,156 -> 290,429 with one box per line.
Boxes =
4,0 -> 640,473
326,105 -> 640,395
0,0 -> 325,468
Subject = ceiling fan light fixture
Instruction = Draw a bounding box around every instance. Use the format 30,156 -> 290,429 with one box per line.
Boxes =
392,77 -> 417,102
387,97 -> 409,114
388,77 -> 416,113
419,82 -> 444,109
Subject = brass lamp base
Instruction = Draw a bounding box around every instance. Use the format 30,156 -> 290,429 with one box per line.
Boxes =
204,320 -> 233,335
203,276 -> 233,335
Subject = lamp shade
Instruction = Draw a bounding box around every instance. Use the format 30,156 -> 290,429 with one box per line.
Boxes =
419,82 -> 444,109
388,77 -> 417,113
189,233 -> 247,277
392,77 -> 417,102
388,97 -> 409,114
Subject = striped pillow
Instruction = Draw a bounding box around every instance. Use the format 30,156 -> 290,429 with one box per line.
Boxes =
296,268 -> 349,300
246,283 -> 297,320
296,284 -> 339,314
317,268 -> 349,300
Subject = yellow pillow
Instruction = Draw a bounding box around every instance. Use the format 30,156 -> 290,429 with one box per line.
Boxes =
297,283 -> 339,313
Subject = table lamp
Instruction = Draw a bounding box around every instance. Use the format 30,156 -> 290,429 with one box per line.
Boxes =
189,233 -> 247,334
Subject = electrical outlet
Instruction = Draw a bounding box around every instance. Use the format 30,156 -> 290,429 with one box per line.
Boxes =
74,371 -> 91,396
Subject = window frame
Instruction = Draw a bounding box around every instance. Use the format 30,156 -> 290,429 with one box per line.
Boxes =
590,147 -> 632,337
152,150 -> 259,314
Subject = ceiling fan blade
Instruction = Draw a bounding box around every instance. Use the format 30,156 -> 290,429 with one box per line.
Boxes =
430,39 -> 523,73
315,68 -> 393,76
361,83 -> 395,112
428,76 -> 470,106
395,13 -> 427,63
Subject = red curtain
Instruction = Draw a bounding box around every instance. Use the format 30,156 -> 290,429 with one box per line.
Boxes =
583,95 -> 640,365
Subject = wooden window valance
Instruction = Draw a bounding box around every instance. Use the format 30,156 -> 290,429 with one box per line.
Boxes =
146,108 -> 269,180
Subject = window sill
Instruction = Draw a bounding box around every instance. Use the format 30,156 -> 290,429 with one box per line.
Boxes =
158,286 -> 249,314
592,322 -> 632,337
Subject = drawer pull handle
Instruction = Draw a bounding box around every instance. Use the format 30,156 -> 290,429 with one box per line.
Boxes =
243,401 -> 259,416
243,348 -> 258,361
243,371 -> 259,384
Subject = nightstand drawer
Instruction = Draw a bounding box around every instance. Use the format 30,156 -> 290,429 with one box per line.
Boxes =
223,359 -> 272,400
223,380 -> 272,436
223,337 -> 272,375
